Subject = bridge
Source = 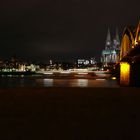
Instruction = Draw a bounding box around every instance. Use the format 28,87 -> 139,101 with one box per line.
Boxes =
117,21 -> 140,86
120,21 -> 140,60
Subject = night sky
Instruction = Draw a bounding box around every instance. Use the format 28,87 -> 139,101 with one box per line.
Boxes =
0,0 -> 140,62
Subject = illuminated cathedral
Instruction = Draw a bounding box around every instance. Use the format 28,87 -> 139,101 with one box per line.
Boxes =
101,28 -> 120,66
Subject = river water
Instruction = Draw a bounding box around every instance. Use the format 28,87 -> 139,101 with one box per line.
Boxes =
0,74 -> 119,88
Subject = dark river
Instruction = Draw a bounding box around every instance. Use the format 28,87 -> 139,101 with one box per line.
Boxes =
0,74 -> 119,88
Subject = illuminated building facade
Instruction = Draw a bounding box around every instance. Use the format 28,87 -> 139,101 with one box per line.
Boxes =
77,58 -> 96,67
101,28 -> 120,66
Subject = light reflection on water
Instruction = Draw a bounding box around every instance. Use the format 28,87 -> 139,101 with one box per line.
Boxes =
41,78 -> 118,87
0,75 -> 119,88
43,79 -> 54,87
77,79 -> 88,87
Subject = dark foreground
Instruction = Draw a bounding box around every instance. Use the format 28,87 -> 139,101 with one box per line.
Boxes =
0,87 -> 140,140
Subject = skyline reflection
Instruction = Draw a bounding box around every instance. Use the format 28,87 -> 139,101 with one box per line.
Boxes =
36,77 -> 118,88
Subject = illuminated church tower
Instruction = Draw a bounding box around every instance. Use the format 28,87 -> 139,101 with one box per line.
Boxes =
113,28 -> 120,50
101,28 -> 120,66
105,28 -> 112,50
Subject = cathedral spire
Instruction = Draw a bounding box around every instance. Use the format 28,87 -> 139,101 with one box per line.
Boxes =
113,27 -> 120,49
105,28 -> 111,49
115,27 -> 120,44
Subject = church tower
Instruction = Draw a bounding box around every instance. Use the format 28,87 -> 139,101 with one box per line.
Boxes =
101,27 -> 120,66
105,28 -> 112,50
113,27 -> 120,50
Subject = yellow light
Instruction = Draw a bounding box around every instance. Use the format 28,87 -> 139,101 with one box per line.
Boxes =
78,72 -> 88,75
112,77 -> 116,80
44,72 -> 53,75
120,62 -> 130,85
134,40 -> 138,45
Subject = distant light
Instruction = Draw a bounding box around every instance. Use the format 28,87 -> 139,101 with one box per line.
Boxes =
60,71 -> 70,74
111,77 -> 116,80
96,79 -> 106,81
44,72 -> 53,75
76,69 -> 88,72
78,72 -> 88,75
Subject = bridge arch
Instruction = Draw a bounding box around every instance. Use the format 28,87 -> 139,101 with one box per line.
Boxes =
120,27 -> 135,60
135,21 -> 140,45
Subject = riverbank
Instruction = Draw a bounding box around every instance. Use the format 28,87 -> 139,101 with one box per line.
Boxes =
0,87 -> 140,139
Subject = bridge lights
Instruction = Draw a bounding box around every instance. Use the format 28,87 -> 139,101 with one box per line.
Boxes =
120,62 -> 130,86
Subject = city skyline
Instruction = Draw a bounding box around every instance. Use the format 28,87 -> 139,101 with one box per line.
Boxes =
0,0 -> 140,62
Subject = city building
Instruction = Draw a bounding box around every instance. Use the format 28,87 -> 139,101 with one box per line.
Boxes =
101,28 -> 120,66
77,58 -> 96,68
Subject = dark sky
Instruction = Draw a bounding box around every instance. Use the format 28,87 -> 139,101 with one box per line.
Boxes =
0,0 -> 140,62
